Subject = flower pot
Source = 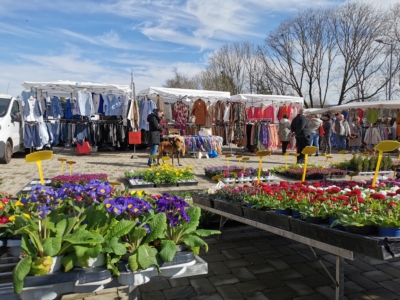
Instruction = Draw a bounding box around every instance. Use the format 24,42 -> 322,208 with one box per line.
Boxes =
7,239 -> 23,257
378,227 -> 400,237
328,217 -> 338,226
244,177 -> 251,181
221,178 -> 230,183
275,209 -> 290,215
50,256 -> 63,273
345,225 -> 377,236
213,200 -> 243,216
176,244 -> 188,252
155,183 -> 176,188
305,216 -> 326,224
75,253 -> 106,268
192,194 -> 213,208
291,210 -> 301,218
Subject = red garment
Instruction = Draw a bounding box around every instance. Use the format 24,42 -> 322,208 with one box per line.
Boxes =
246,107 -> 262,119
263,106 -> 275,121
278,105 -> 288,120
358,108 -> 364,120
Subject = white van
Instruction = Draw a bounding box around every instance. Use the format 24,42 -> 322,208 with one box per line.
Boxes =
0,94 -> 24,164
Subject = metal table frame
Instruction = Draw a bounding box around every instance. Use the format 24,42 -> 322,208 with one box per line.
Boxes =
197,204 -> 352,300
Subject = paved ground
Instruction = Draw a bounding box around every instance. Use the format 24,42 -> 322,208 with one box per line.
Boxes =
2,146 -> 400,299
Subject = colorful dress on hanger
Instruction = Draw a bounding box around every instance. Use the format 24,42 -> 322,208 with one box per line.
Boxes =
173,101 -> 188,130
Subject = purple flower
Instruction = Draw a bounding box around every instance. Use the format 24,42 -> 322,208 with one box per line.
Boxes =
38,205 -> 50,219
169,216 -> 180,227
104,199 -> 115,213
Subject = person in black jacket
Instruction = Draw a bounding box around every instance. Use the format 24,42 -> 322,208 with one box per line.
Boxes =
290,108 -> 311,164
147,109 -> 164,167
321,114 -> 332,155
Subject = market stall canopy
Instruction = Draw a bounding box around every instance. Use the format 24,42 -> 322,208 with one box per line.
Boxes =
230,94 -> 304,107
137,87 -> 230,103
21,80 -> 131,96
326,100 -> 400,111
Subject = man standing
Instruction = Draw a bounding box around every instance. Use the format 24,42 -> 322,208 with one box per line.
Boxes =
147,109 -> 164,167
321,114 -> 332,155
291,108 -> 311,164
334,114 -> 350,152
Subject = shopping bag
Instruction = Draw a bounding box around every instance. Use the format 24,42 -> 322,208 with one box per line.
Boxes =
318,125 -> 325,136
76,142 -> 91,155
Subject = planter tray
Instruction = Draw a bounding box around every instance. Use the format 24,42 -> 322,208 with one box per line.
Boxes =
127,179 -> 155,188
177,180 -> 199,187
213,200 -> 243,216
192,194 -> 214,208
290,218 -> 400,260
19,268 -> 112,300
118,255 -> 207,286
242,207 -> 291,231
347,170 -> 392,177
154,183 -> 177,188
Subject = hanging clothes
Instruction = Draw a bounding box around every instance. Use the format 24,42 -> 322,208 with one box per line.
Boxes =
367,108 -> 379,125
173,101 -> 188,130
139,99 -> 157,131
164,103 -> 173,121
93,93 -> 101,114
205,102 -> 213,127
77,91 -> 94,116
214,100 -> 225,123
191,99 -> 208,125
23,97 -> 42,122
246,107 -> 262,120
50,96 -> 64,119
154,95 -> 165,112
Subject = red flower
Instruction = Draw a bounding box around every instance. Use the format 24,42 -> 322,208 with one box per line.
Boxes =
349,183 -> 357,187
337,196 -> 349,201
387,192 -> 396,197
352,189 -> 361,197
396,190 -> 400,195
358,198 -> 365,204
318,197 -> 328,201
331,187 -> 341,193
343,202 -> 350,206
0,216 -> 9,224
346,192 -> 355,197
387,201 -> 397,208
243,184 -> 250,188
76,196 -> 83,202
302,181 -> 309,185
367,185 -> 376,190
2,199 -> 9,204
295,182 -> 303,187
352,207 -> 359,211
370,193 -> 386,200
312,182 -> 320,187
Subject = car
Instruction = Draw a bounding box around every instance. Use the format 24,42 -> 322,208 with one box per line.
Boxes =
0,94 -> 24,164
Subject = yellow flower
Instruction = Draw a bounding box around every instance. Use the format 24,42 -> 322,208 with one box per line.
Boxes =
23,213 -> 31,219
156,173 -> 160,176
15,201 -> 24,207
137,191 -> 143,197
8,216 -> 16,222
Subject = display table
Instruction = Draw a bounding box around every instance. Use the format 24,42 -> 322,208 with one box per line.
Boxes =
194,203 -> 399,300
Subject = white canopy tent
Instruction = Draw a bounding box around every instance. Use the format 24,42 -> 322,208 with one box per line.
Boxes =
230,94 -> 304,107
21,80 -> 131,96
137,87 -> 230,103
308,100 -> 400,115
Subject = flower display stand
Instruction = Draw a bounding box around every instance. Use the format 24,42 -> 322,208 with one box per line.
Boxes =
242,207 -> 291,231
192,194 -> 214,208
16,178 -> 52,195
213,200 -> 243,216
177,180 -> 198,187
127,179 -> 155,188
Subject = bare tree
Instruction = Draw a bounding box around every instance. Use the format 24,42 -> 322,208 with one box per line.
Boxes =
163,68 -> 199,89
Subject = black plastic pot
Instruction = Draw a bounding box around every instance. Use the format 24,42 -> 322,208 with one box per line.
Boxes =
154,183 -> 177,188
177,180 -> 198,187
345,225 -> 378,236
192,194 -> 214,208
305,216 -> 327,224
242,206 -> 291,231
213,200 -> 243,216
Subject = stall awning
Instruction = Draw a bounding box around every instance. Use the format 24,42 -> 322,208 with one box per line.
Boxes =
21,80 -> 131,96
326,100 -> 400,111
137,87 -> 230,103
230,94 -> 304,107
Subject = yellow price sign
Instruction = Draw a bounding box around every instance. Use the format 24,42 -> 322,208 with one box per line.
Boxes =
283,153 -> 290,169
225,154 -> 233,168
254,151 -> 271,184
66,161 -> 76,176
301,146 -> 318,182
322,154 -> 333,168
212,174 -> 225,182
26,151 -> 53,185
57,158 -> 68,174
241,157 -> 250,171
109,181 -> 122,188
372,141 -> 400,187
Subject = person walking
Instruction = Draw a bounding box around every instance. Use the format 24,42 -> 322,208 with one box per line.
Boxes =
321,114 -> 332,155
147,109 -> 164,167
349,117 -> 362,154
308,114 -> 323,156
334,114 -> 350,152
278,114 -> 291,154
291,108 -> 311,164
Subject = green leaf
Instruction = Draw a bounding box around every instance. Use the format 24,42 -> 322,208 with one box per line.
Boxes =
191,246 -> 200,256
16,225 -> 42,252
137,245 -> 158,270
86,244 -> 102,258
181,235 -> 208,253
106,253 -> 121,276
159,240 -> 177,262
192,229 -> 221,237
61,253 -> 76,272
145,213 -> 167,243
181,207 -> 201,234
103,237 -> 126,256
128,251 -> 139,271
105,219 -> 136,242
42,237 -> 62,257
56,217 -> 76,237
21,234 -> 36,256
85,205 -> 108,231
73,245 -> 90,258
129,227 -> 147,244
13,256 -> 32,294
64,229 -> 104,245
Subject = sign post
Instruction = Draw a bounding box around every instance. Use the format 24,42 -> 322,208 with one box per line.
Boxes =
255,151 -> 271,184
301,146 -> 318,182
372,141 -> 400,187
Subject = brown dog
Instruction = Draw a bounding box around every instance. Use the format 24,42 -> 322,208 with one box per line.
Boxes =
157,136 -> 185,166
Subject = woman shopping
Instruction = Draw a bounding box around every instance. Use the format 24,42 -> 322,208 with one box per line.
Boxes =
278,114 -> 291,154
308,114 -> 323,156
349,117 -> 362,154
147,109 -> 164,167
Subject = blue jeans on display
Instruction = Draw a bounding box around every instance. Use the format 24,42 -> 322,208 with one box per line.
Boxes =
337,135 -> 347,151
24,122 -> 41,148
351,146 -> 360,152
310,132 -> 319,154
148,144 -> 158,166
75,124 -> 92,146
52,121 -> 60,145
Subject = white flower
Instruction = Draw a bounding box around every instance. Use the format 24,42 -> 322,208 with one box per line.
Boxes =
344,188 -> 351,192
360,192 -> 366,199
378,191 -> 387,197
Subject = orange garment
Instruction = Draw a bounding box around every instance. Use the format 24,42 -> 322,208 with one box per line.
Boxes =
268,124 -> 278,151
279,105 -> 288,120
191,99 -> 208,125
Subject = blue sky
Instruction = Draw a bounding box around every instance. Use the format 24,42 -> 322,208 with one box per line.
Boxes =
0,0 -> 393,97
